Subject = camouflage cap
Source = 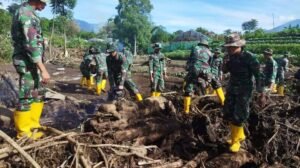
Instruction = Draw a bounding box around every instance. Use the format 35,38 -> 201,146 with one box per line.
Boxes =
39,0 -> 49,3
198,38 -> 209,47
106,43 -> 118,53
223,33 -> 246,47
153,43 -> 162,49
214,48 -> 221,54
284,51 -> 291,57
89,46 -> 100,54
263,48 -> 273,55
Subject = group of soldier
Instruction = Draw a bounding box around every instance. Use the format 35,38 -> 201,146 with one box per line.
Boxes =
9,0 -> 293,155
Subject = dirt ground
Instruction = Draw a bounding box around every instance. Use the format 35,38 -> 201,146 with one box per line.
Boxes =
0,61 -> 299,168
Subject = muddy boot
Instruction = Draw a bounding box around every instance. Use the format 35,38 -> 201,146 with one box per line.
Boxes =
80,77 -> 87,87
87,77 -> 93,90
278,85 -> 284,96
227,123 -> 246,144
136,93 -> 143,102
229,124 -> 245,152
101,79 -> 107,90
184,96 -> 191,114
215,87 -> 225,106
151,92 -> 156,97
96,83 -> 102,95
155,92 -> 161,97
14,110 -> 32,139
271,84 -> 277,93
30,102 -> 44,140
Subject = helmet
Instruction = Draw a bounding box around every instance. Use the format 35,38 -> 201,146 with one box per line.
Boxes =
198,38 -> 209,47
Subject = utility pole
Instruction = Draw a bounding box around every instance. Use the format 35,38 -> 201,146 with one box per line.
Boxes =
272,13 -> 275,29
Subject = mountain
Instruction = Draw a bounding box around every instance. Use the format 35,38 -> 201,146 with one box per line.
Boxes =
75,19 -> 103,33
268,19 -> 300,32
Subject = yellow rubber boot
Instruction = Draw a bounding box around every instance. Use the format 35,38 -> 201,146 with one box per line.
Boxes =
184,96 -> 191,114
151,92 -> 156,97
278,86 -> 284,96
95,83 -> 102,95
272,84 -> 277,93
227,123 -> 246,144
30,102 -> 44,140
90,76 -> 95,86
136,93 -> 143,102
155,92 -> 161,97
14,110 -> 32,139
205,87 -> 210,95
80,77 -> 87,87
215,87 -> 225,106
87,79 -> 93,90
101,79 -> 107,90
229,125 -> 245,153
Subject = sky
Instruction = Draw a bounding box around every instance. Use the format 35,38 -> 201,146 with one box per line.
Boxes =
1,0 -> 300,33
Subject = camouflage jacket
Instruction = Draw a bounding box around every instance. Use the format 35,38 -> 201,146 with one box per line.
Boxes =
209,55 -> 223,78
149,52 -> 166,74
123,49 -> 134,71
223,51 -> 264,93
106,53 -> 128,86
275,57 -> 289,72
189,45 -> 211,74
94,53 -> 107,72
263,57 -> 278,83
11,2 -> 44,67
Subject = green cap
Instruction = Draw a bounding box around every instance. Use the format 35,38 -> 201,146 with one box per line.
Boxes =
153,43 -> 162,49
198,38 -> 209,47
263,48 -> 273,55
214,48 -> 221,54
107,44 -> 118,53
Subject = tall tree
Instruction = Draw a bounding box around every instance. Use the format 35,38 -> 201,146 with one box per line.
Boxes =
114,0 -> 153,55
242,19 -> 258,32
7,3 -> 19,15
49,0 -> 77,58
151,25 -> 171,43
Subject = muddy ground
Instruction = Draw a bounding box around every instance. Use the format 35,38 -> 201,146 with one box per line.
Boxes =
0,60 -> 299,168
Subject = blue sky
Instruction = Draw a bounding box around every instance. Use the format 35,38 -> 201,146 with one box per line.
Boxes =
1,0 -> 300,33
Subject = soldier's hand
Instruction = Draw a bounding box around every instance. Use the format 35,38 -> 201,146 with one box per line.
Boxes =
41,70 -> 50,84
258,93 -> 266,107
118,85 -> 124,90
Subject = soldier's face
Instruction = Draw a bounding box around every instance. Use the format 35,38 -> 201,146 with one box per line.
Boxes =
227,46 -> 241,55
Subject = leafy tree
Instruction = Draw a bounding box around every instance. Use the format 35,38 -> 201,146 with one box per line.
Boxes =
7,3 -> 19,15
242,19 -> 258,32
151,25 -> 171,43
98,18 -> 116,39
114,0 -> 153,55
0,9 -> 12,34
78,31 -> 97,40
224,29 -> 232,35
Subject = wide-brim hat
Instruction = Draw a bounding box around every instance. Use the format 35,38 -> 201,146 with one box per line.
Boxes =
263,48 -> 273,55
223,33 -> 246,47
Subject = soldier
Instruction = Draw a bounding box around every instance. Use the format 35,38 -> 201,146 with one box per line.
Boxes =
208,48 -> 223,94
106,44 -> 143,101
223,33 -> 265,152
11,0 -> 50,139
275,51 -> 290,96
184,39 -> 225,114
93,47 -> 108,95
79,46 -> 96,90
262,49 -> 277,92
149,43 -> 167,97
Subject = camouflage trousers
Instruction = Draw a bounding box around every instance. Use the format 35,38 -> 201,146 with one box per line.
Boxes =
109,72 -> 140,95
276,71 -> 285,86
184,70 -> 221,96
80,63 -> 92,78
95,70 -> 108,84
14,65 -> 44,111
223,85 -> 253,126
151,71 -> 165,92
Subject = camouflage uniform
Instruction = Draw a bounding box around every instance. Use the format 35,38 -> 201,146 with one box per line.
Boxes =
209,51 -> 223,81
94,53 -> 108,85
223,51 -> 264,126
80,53 -> 94,79
149,46 -> 166,93
275,56 -> 289,85
263,56 -> 277,88
106,52 -> 140,96
184,45 -> 221,96
11,2 -> 45,111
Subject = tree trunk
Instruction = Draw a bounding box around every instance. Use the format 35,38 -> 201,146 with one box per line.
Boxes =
63,26 -> 68,58
134,34 -> 137,56
49,15 -> 55,59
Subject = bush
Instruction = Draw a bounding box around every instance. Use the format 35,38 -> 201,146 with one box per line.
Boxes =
164,50 -> 190,60
0,35 -> 13,62
67,38 -> 89,48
